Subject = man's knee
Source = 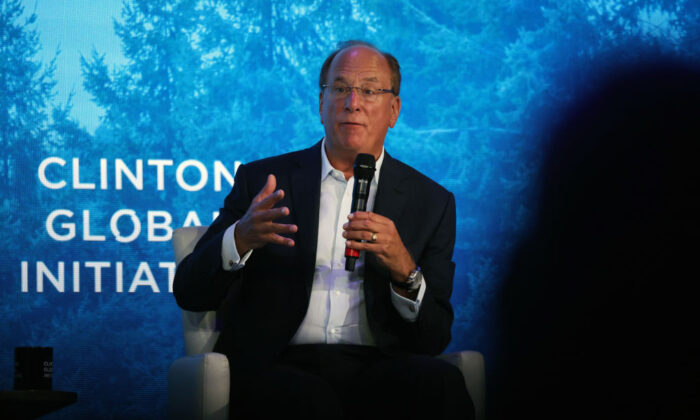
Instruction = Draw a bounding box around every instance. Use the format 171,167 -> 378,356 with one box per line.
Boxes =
235,364 -> 342,419
378,354 -> 465,388
364,355 -> 473,419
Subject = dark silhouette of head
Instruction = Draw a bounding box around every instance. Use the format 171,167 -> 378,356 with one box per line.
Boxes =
495,58 -> 700,419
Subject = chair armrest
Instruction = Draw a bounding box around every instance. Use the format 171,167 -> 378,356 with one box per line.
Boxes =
438,350 -> 485,420
168,353 -> 230,420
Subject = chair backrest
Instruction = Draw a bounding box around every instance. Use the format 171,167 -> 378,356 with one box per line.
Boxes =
171,226 -> 219,356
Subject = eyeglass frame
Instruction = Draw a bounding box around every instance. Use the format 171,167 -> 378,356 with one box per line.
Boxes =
321,83 -> 396,101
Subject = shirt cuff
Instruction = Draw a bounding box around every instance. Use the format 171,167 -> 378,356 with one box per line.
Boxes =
221,221 -> 252,271
389,277 -> 426,322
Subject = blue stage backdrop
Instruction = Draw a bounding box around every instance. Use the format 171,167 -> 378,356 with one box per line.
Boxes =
1,0 -> 698,418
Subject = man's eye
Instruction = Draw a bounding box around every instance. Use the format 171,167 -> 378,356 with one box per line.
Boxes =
333,86 -> 348,94
362,88 -> 375,95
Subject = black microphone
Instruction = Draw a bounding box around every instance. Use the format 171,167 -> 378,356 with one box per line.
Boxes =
345,153 -> 376,271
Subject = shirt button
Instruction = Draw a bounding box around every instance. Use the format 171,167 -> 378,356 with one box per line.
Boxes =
335,291 -> 341,296
228,260 -> 234,267
330,328 -> 337,334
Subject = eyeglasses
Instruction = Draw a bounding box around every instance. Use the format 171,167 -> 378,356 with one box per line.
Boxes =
321,84 -> 395,102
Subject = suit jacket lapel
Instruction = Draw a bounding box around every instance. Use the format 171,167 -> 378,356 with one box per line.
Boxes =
373,151 -> 409,234
290,141 -> 323,296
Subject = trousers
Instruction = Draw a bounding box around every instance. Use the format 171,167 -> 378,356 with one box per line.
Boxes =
230,344 -> 474,420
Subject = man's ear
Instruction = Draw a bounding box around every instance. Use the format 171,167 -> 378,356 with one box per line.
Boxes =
389,95 -> 401,128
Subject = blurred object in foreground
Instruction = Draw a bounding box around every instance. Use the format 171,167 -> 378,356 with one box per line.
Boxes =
494,58 -> 700,420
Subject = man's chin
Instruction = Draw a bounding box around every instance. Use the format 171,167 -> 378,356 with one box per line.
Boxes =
331,136 -> 364,151
326,135 -> 381,159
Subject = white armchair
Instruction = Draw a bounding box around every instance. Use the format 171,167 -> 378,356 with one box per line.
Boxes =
168,226 -> 485,420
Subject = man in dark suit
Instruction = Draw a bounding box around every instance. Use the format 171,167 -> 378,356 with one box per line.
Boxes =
174,40 -> 473,419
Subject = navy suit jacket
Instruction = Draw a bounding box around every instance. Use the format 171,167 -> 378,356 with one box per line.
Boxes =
173,141 -> 457,371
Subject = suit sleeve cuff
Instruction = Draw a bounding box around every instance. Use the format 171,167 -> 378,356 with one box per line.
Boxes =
221,222 -> 252,271
389,277 -> 426,322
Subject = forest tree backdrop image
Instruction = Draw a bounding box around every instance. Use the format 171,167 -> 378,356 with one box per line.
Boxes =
1,0 -> 698,417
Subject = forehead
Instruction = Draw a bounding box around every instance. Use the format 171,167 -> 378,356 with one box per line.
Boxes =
328,46 -> 392,84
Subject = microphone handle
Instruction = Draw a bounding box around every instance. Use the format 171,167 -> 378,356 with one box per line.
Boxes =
345,179 -> 370,271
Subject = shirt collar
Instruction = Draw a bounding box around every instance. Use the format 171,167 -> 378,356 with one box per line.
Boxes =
320,137 -> 384,185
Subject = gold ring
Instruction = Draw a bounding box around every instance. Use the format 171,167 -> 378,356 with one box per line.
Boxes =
371,232 -> 378,243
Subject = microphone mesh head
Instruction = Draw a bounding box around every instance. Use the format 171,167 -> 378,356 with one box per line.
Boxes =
353,153 -> 376,181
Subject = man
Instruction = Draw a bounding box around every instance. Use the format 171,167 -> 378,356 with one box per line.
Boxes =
174,40 -> 473,419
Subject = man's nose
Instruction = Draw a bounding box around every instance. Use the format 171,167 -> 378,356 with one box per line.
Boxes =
344,88 -> 361,111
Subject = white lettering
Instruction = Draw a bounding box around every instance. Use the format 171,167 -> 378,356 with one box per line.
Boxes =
83,210 -> 106,241
39,157 -> 243,191
73,261 -> 80,292
176,159 -> 208,191
46,209 -> 75,241
116,262 -> 123,293
115,159 -> 143,190
72,158 -> 95,189
147,159 -> 173,190
38,157 -> 67,189
110,209 -> 141,243
100,158 -> 108,190
37,261 -> 64,292
20,261 -> 178,294
147,211 -> 172,241
129,262 -> 159,292
21,261 -> 28,292
45,209 -> 214,242
214,160 -> 239,192
85,261 -> 110,293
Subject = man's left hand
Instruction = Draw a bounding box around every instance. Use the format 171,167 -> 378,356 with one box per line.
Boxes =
343,211 -> 415,284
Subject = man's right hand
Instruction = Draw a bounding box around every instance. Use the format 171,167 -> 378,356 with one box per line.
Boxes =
234,174 -> 297,255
